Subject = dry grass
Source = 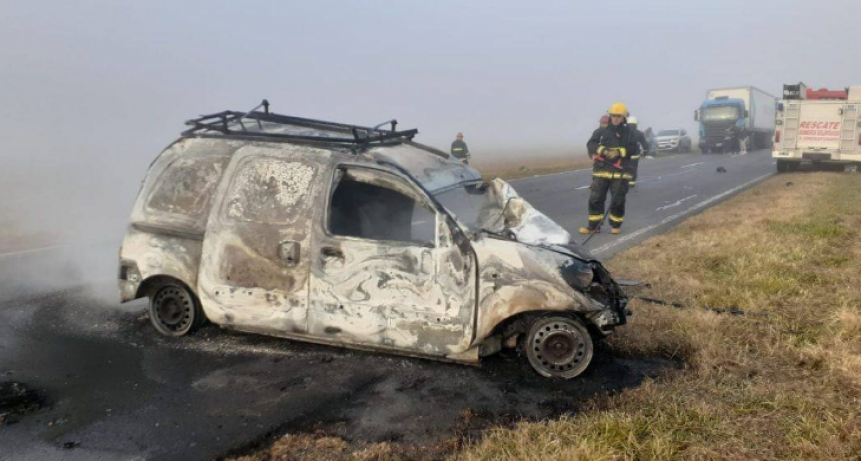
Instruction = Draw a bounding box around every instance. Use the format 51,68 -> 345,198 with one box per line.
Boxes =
459,172 -> 861,460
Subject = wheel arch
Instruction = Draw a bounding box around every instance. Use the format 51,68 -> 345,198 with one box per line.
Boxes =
137,274 -> 199,300
484,308 -> 597,349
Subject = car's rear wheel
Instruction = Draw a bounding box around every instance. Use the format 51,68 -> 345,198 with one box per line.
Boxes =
525,315 -> 593,379
149,282 -> 204,337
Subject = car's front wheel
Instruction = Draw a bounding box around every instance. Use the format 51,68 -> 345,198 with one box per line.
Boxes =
525,315 -> 594,379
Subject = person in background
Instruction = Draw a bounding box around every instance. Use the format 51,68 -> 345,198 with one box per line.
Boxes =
581,102 -> 637,235
626,116 -> 649,188
450,132 -> 470,163
599,115 -> 609,129
644,127 -> 656,157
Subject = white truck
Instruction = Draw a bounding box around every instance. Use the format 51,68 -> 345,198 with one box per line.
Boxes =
695,86 -> 777,153
773,83 -> 861,172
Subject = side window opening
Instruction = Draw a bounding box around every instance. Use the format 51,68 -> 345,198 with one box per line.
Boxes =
328,169 -> 435,246
146,155 -> 230,217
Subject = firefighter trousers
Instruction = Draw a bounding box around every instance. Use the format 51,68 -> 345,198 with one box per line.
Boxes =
587,176 -> 629,229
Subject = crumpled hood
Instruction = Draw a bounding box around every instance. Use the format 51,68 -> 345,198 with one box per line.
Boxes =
483,178 -> 571,246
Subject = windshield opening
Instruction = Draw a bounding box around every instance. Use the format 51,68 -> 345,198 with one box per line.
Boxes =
433,182 -> 501,231
702,106 -> 740,122
657,130 -> 679,136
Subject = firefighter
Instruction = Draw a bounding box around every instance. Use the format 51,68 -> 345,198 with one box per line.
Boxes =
644,127 -> 656,157
450,132 -> 470,163
626,116 -> 649,188
580,102 -> 636,235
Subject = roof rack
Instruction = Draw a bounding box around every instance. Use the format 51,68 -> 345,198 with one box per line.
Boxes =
181,99 -> 419,146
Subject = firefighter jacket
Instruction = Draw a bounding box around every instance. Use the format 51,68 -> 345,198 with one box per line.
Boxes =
587,123 -> 637,180
450,140 -> 470,161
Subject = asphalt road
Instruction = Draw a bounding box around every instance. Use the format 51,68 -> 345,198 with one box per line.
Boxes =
0,150 -> 775,460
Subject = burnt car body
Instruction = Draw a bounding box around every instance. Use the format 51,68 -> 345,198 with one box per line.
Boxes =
118,103 -> 627,378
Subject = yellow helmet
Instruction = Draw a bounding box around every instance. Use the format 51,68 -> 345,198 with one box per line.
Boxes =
608,102 -> 628,116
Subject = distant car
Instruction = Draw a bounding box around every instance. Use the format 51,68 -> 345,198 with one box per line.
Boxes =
655,129 -> 692,153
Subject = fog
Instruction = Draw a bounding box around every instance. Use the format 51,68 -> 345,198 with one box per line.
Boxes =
1,0 -> 860,282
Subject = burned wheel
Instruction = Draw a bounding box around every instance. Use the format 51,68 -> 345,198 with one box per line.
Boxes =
525,316 -> 593,379
149,283 -> 204,337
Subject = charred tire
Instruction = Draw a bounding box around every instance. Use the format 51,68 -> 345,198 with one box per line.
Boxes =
149,283 -> 205,337
525,315 -> 593,379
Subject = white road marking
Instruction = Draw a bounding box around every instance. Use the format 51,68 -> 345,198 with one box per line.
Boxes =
590,172 -> 774,255
680,162 -> 704,169
575,185 -> 591,190
655,194 -> 698,211
508,153 -> 686,183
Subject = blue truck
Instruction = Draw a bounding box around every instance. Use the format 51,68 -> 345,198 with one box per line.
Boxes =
695,86 -> 777,153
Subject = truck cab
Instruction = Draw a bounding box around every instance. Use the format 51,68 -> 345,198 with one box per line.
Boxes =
117,103 -> 629,379
696,97 -> 747,153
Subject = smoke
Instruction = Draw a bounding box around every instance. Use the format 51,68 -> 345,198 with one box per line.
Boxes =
2,0 -> 860,299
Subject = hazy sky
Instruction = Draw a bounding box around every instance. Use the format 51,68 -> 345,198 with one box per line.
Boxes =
1,0 -> 860,239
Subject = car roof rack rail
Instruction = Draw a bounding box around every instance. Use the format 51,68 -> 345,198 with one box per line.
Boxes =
181,99 -> 418,147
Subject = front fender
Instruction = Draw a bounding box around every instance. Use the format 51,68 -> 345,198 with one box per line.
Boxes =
471,238 -> 604,343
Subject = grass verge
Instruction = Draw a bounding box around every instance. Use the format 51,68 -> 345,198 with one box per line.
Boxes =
461,172 -> 861,460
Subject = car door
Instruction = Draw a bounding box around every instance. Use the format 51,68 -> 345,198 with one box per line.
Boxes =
309,165 -> 476,357
197,144 -> 331,333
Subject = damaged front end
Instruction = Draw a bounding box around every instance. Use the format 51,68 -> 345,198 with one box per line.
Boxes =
433,177 -> 629,345
559,248 -> 629,333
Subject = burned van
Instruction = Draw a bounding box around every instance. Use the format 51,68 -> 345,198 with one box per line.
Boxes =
119,102 -> 628,379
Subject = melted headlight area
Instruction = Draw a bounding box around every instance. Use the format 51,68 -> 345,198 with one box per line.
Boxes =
560,259 -> 594,289
588,262 -> 629,328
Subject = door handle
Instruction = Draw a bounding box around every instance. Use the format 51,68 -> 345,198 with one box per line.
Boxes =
279,241 -> 300,267
321,246 -> 344,260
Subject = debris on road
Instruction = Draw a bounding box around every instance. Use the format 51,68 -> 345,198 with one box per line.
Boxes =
634,296 -> 768,317
716,166 -> 727,173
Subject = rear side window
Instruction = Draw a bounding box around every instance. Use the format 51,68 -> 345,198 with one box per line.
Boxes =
225,157 -> 317,224
147,156 -> 229,217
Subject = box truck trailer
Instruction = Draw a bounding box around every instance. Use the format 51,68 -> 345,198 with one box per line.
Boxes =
695,86 -> 777,153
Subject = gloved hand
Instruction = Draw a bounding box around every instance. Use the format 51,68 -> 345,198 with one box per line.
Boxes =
604,148 -> 620,160
591,153 -> 605,162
